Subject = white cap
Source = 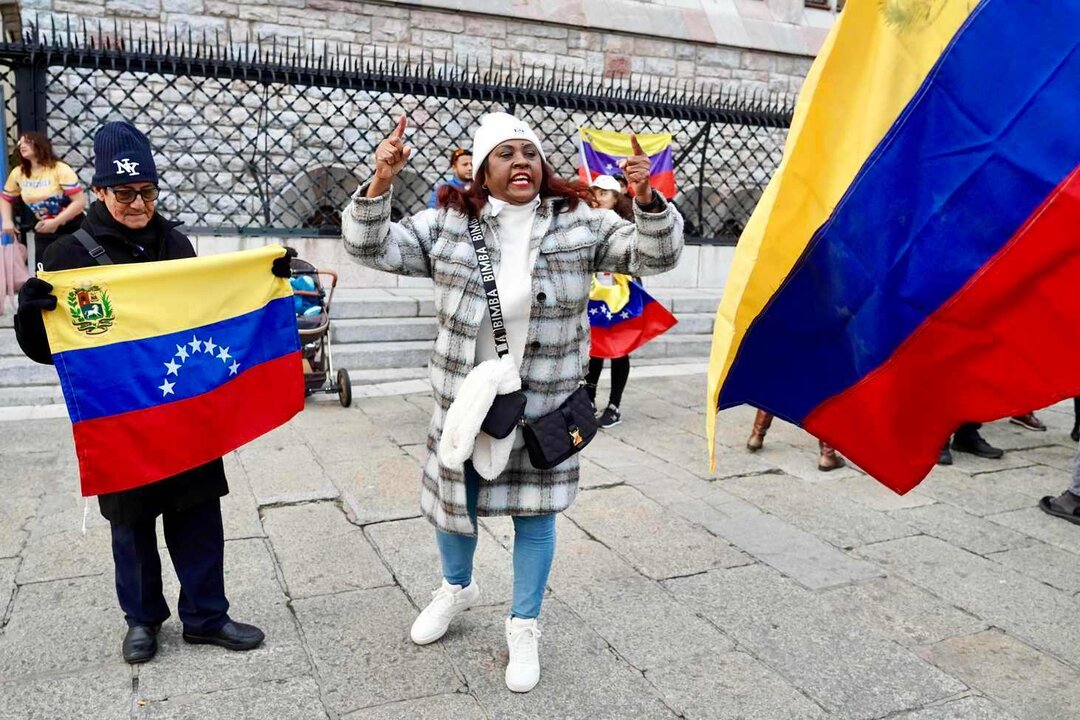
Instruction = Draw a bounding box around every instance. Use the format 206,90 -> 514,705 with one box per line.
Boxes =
471,112 -> 547,179
590,175 -> 622,193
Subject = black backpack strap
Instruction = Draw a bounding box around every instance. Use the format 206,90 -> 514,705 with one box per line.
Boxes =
72,229 -> 113,265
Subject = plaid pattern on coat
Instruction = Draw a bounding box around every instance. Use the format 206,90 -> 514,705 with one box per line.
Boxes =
342,187 -> 683,535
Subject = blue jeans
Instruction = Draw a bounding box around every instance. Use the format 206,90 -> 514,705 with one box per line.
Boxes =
435,465 -> 556,619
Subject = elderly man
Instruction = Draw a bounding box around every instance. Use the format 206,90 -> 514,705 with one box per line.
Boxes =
14,121 -> 287,664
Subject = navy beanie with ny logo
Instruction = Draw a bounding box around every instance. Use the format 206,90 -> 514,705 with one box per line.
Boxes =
91,121 -> 158,188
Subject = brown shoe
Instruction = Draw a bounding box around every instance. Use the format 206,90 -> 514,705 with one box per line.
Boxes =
818,441 -> 846,472
1009,413 -> 1047,431
747,410 -> 773,452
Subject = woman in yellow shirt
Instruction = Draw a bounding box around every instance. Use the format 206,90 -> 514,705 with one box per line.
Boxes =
1,131 -> 86,267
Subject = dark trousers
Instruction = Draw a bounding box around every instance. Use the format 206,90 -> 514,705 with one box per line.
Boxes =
585,355 -> 631,408
954,422 -> 983,444
33,216 -> 83,269
110,497 -> 229,634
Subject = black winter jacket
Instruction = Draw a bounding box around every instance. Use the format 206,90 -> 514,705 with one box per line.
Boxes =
14,201 -> 228,524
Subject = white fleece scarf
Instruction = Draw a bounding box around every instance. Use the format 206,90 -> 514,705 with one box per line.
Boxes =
439,354 -> 521,479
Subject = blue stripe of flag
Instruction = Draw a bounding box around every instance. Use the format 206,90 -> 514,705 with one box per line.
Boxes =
54,296 -> 301,423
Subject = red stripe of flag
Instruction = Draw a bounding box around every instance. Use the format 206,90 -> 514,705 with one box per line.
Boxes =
591,299 -> 678,359
73,351 -> 305,496
804,164 -> 1080,493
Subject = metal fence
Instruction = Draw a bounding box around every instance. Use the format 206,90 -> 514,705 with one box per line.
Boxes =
0,22 -> 794,244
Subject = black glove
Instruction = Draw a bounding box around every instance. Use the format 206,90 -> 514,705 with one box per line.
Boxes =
18,277 -> 57,313
272,247 -> 298,278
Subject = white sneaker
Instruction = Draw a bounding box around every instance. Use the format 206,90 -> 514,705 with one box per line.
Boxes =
410,579 -> 481,645
504,617 -> 541,693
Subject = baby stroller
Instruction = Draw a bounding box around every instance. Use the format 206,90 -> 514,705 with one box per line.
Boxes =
289,256 -> 351,407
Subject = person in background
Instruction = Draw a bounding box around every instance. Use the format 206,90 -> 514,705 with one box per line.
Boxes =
14,121 -> 274,665
585,175 -> 635,428
0,131 -> 86,268
746,409 -> 847,472
1040,448 -> 1080,525
427,147 -> 472,208
938,422 -> 1004,465
1010,412 -> 1046,431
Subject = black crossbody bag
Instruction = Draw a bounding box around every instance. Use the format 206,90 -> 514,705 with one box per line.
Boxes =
467,216 -> 598,469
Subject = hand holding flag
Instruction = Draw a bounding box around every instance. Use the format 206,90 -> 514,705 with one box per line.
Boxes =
619,134 -> 653,204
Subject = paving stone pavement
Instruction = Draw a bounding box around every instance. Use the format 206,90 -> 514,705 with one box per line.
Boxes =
1,375 -> 1079,719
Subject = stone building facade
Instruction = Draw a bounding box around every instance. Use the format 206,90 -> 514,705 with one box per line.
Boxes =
19,0 -> 835,94
7,1 -> 837,287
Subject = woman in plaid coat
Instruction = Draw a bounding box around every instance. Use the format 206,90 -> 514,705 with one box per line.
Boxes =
341,112 -> 683,693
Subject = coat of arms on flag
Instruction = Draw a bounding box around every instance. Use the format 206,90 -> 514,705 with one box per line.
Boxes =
38,245 -> 304,496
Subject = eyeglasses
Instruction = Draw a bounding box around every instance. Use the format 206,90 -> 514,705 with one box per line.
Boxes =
109,186 -> 160,204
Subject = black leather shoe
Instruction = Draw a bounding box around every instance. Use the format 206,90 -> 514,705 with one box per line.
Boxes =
122,624 -> 159,664
937,444 -> 953,466
952,434 -> 1004,459
183,620 -> 265,651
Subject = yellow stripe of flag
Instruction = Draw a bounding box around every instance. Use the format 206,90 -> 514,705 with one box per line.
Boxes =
39,245 -> 291,354
706,1 -> 980,467
579,127 -> 672,157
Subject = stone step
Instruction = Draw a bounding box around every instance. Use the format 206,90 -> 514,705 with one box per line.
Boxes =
331,317 -> 438,344
333,340 -> 432,371
324,289 -> 719,321
0,356 -> 57,387
327,312 -> 713,343
632,334 -> 713,360
670,312 -> 713,335
328,291 -> 434,320
0,384 -> 65,406
0,328 -> 21,357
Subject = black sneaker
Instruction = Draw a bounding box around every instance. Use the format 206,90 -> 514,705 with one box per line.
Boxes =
952,433 -> 1004,459
598,404 -> 621,429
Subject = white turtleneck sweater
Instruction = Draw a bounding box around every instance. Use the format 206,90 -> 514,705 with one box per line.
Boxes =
474,196 -> 540,368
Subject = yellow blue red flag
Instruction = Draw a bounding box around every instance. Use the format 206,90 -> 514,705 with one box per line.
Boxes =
578,127 -> 676,199
40,245 -> 304,496
708,1 -> 1080,492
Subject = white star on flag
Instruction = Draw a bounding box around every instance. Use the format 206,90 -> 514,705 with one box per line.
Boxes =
604,309 -> 612,319
164,359 -> 181,376
217,347 -> 231,363
175,344 -> 189,361
203,338 -> 217,355
589,307 -> 598,315
159,379 -> 175,396
620,311 -> 631,319
188,336 -> 202,353
228,361 -> 240,376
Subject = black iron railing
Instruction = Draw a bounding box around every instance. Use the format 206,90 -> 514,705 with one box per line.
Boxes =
0,20 -> 794,244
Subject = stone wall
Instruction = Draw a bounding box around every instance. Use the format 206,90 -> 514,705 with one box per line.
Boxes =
20,0 -> 822,95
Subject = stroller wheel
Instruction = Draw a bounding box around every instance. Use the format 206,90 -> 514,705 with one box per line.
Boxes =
337,368 -> 352,408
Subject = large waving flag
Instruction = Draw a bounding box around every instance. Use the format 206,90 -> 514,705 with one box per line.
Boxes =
578,128 -> 676,199
589,273 -> 677,359
40,246 -> 304,496
707,1 -> 1080,493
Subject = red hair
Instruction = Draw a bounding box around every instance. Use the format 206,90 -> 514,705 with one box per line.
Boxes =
438,161 -> 591,218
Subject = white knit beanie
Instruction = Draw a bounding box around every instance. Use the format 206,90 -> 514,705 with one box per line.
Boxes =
471,112 -> 547,179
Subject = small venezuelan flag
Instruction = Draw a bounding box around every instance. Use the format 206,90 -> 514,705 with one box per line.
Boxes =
707,1 -> 1080,493
578,127 -> 676,199
589,273 -> 677,359
40,245 -> 304,496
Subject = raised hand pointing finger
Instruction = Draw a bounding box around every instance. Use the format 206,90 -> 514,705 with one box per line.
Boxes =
368,115 -> 413,196
390,114 -> 408,143
622,132 -> 653,201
